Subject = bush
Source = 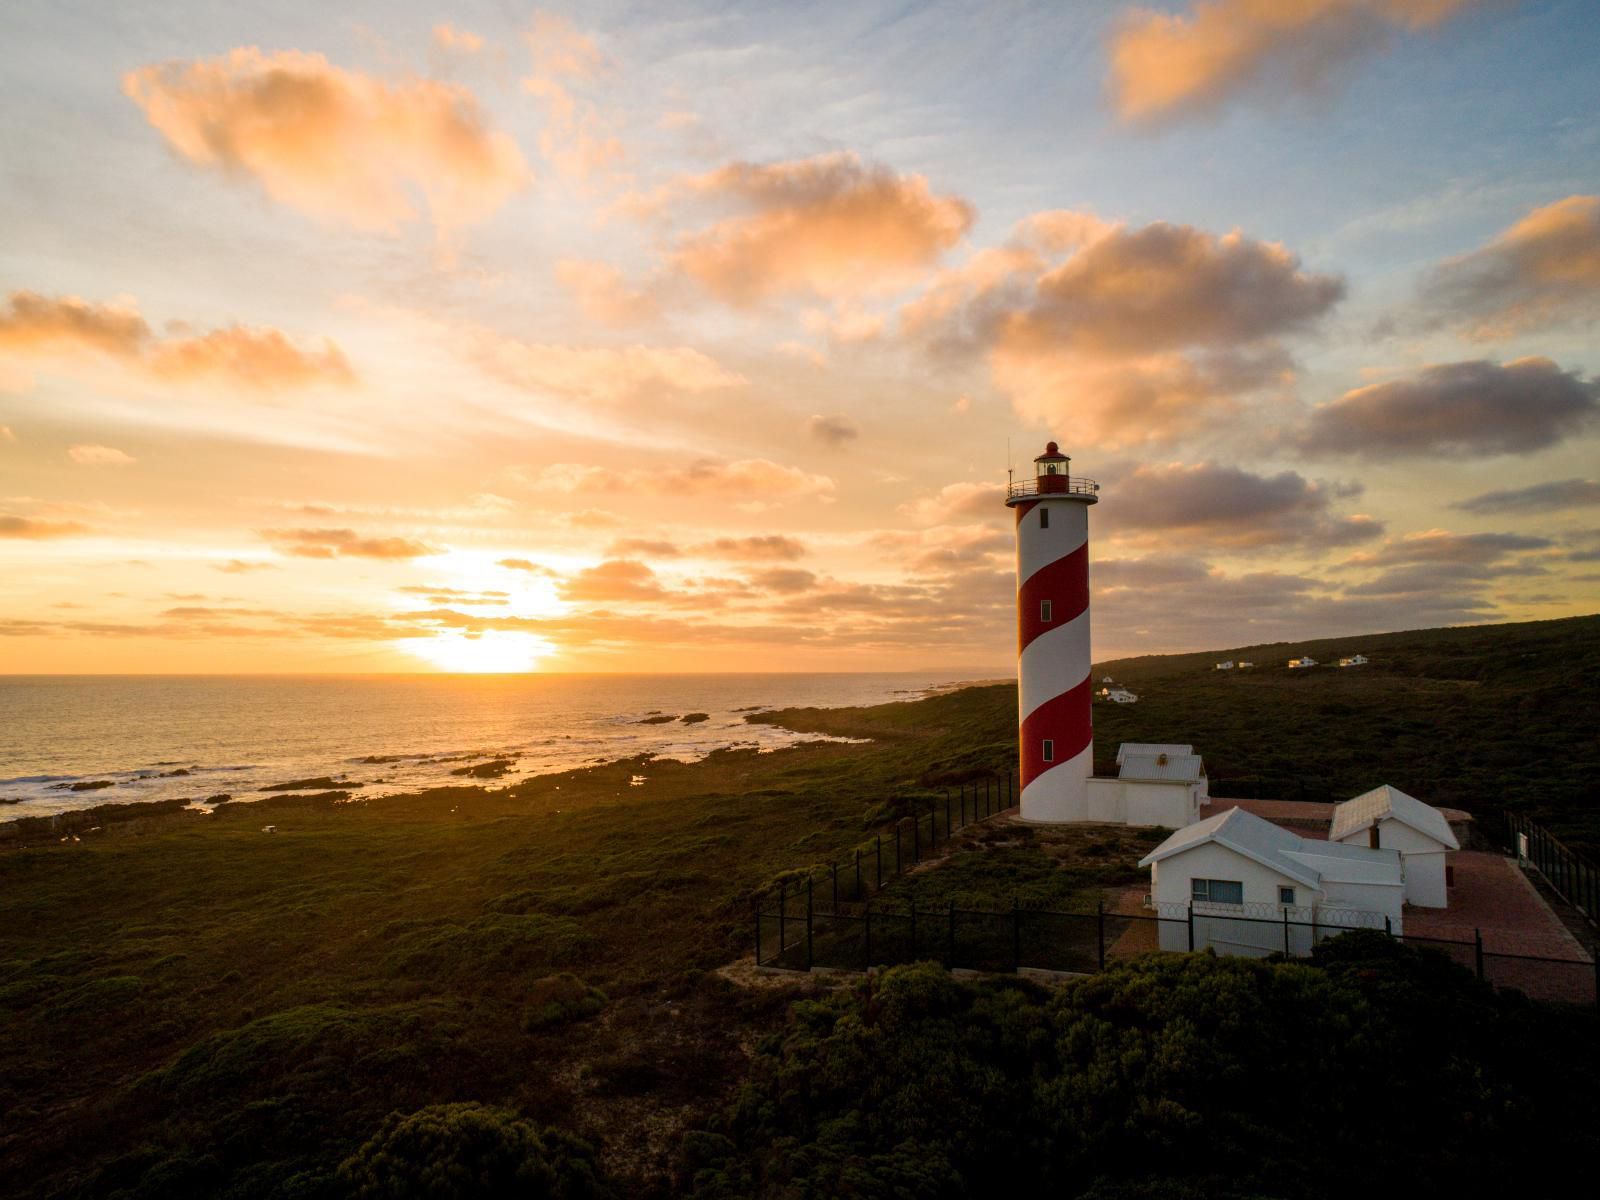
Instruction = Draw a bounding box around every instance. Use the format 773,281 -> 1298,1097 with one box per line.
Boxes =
338,1103 -> 611,1199
524,974 -> 607,1032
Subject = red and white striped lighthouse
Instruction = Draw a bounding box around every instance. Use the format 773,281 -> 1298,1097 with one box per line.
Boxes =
1005,442 -> 1099,822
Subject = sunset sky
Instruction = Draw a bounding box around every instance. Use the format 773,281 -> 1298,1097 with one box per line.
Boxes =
2,0 -> 1598,673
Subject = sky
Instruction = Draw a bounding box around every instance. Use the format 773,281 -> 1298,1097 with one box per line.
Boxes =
1,0 -> 1598,674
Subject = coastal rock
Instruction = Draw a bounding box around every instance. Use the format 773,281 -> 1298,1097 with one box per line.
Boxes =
450,759 -> 514,779
637,715 -> 677,725
261,776 -> 363,792
680,712 -> 710,725
205,794 -> 232,805
66,780 -> 115,792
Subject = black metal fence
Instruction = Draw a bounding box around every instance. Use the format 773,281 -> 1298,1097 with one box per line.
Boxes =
753,770 -> 1015,966
1507,812 -> 1598,928
757,890 -> 1598,1007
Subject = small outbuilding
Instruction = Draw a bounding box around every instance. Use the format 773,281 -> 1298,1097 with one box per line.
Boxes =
1338,654 -> 1369,667
1106,687 -> 1138,704
1215,660 -> 1234,670
1329,785 -> 1458,908
1288,656 -> 1317,669
1139,807 -> 1404,955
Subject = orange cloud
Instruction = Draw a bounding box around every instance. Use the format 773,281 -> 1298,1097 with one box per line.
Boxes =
692,535 -> 808,561
1,514 -> 91,538
67,445 -> 135,466
1110,0 -> 1476,124
554,260 -> 660,324
522,13 -> 621,179
906,215 -> 1339,446
123,48 -> 531,234
469,331 -> 742,404
433,24 -> 485,54
0,291 -> 353,390
558,559 -> 666,602
1422,195 -> 1600,338
665,152 -> 974,305
496,557 -> 558,576
262,527 -> 440,560
527,458 -> 834,503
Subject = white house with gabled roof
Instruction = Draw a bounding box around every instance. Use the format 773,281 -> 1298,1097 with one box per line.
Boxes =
1139,807 -> 1405,956
1329,785 -> 1459,908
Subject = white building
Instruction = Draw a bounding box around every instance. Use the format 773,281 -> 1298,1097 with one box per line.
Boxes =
1077,744 -> 1207,828
1106,687 -> 1138,704
1215,660 -> 1234,670
1237,661 -> 1254,669
1338,654 -> 1369,667
1288,656 -> 1317,669
1139,807 -> 1405,955
1329,785 -> 1458,908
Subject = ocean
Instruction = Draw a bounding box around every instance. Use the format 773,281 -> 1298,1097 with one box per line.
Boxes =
0,672 -> 999,820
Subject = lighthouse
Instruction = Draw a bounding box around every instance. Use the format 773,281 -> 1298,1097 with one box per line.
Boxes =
1006,442 -> 1099,822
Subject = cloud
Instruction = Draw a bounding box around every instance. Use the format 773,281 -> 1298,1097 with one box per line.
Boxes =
433,23 -> 485,54
262,527 -> 440,559
554,260 -> 659,324
606,538 -> 680,558
806,414 -> 859,448
1452,479 -> 1600,516
522,12 -> 621,180
123,48 -> 531,234
898,481 -> 1005,525
0,425 -> 14,442
0,291 -> 353,390
469,332 -> 742,405
68,444 -> 135,466
905,214 -> 1341,446
1109,0 -> 1477,125
1296,358 -> 1599,458
660,152 -> 974,305
1420,195 -> 1600,338
528,458 -> 835,503
558,559 -> 665,602
692,535 -> 807,561
1106,461 -> 1383,549
746,567 -> 817,594
496,557 -> 558,575
0,514 -> 91,539
1340,529 -> 1551,598
213,559 -> 277,573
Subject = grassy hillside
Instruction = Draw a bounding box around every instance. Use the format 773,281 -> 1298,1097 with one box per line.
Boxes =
1090,613 -> 1600,852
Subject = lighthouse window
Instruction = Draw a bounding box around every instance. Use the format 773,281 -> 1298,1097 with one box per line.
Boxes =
1042,739 -> 1054,763
1041,599 -> 1052,623
1039,508 -> 1049,529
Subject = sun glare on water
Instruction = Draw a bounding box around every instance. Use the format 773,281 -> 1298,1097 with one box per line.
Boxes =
408,629 -> 554,673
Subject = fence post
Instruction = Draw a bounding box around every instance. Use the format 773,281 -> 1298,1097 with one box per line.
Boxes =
1014,899 -> 1023,971
947,901 -> 956,967
875,836 -> 883,890
960,783 -> 967,826
1474,927 -> 1484,982
855,849 -> 862,899
1186,903 -> 1195,952
863,902 -> 872,969
1283,907 -> 1290,957
1384,915 -> 1391,937
1097,899 -> 1106,971
754,898 -> 762,965
805,877 -> 814,971
778,880 -> 787,957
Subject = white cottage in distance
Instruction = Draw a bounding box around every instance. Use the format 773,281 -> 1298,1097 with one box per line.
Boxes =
1330,785 -> 1459,908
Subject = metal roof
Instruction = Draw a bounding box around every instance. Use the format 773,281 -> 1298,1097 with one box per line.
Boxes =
1116,742 -> 1192,764
1329,784 -> 1460,850
1119,752 -> 1204,783
1139,807 -> 1402,891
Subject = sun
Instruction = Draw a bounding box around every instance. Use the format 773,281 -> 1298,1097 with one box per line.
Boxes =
407,629 -> 554,673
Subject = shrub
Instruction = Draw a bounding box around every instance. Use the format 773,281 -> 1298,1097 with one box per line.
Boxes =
338,1103 -> 611,1199
524,974 -> 607,1032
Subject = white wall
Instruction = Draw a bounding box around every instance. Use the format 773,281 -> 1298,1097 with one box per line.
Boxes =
1081,777 -> 1197,828
1332,817 -> 1450,908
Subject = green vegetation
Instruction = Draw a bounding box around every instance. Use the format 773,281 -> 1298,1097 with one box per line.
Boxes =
683,939 -> 1600,1199
1,615 -> 1595,1196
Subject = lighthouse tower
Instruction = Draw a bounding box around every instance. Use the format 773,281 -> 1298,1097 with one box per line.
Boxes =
1006,442 -> 1099,822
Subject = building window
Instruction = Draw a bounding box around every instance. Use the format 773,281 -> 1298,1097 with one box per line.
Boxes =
1278,886 -> 1295,905
1042,739 -> 1054,763
1041,599 -> 1052,622
1039,508 -> 1049,529
1368,826 -> 1380,849
1190,878 -> 1244,905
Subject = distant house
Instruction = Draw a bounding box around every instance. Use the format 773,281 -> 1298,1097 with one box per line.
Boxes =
1288,656 -> 1317,669
1215,660 -> 1234,670
1237,661 -> 1254,669
1101,675 -> 1114,683
1106,688 -> 1138,704
1139,807 -> 1405,955
1338,654 -> 1369,667
1329,785 -> 1459,908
